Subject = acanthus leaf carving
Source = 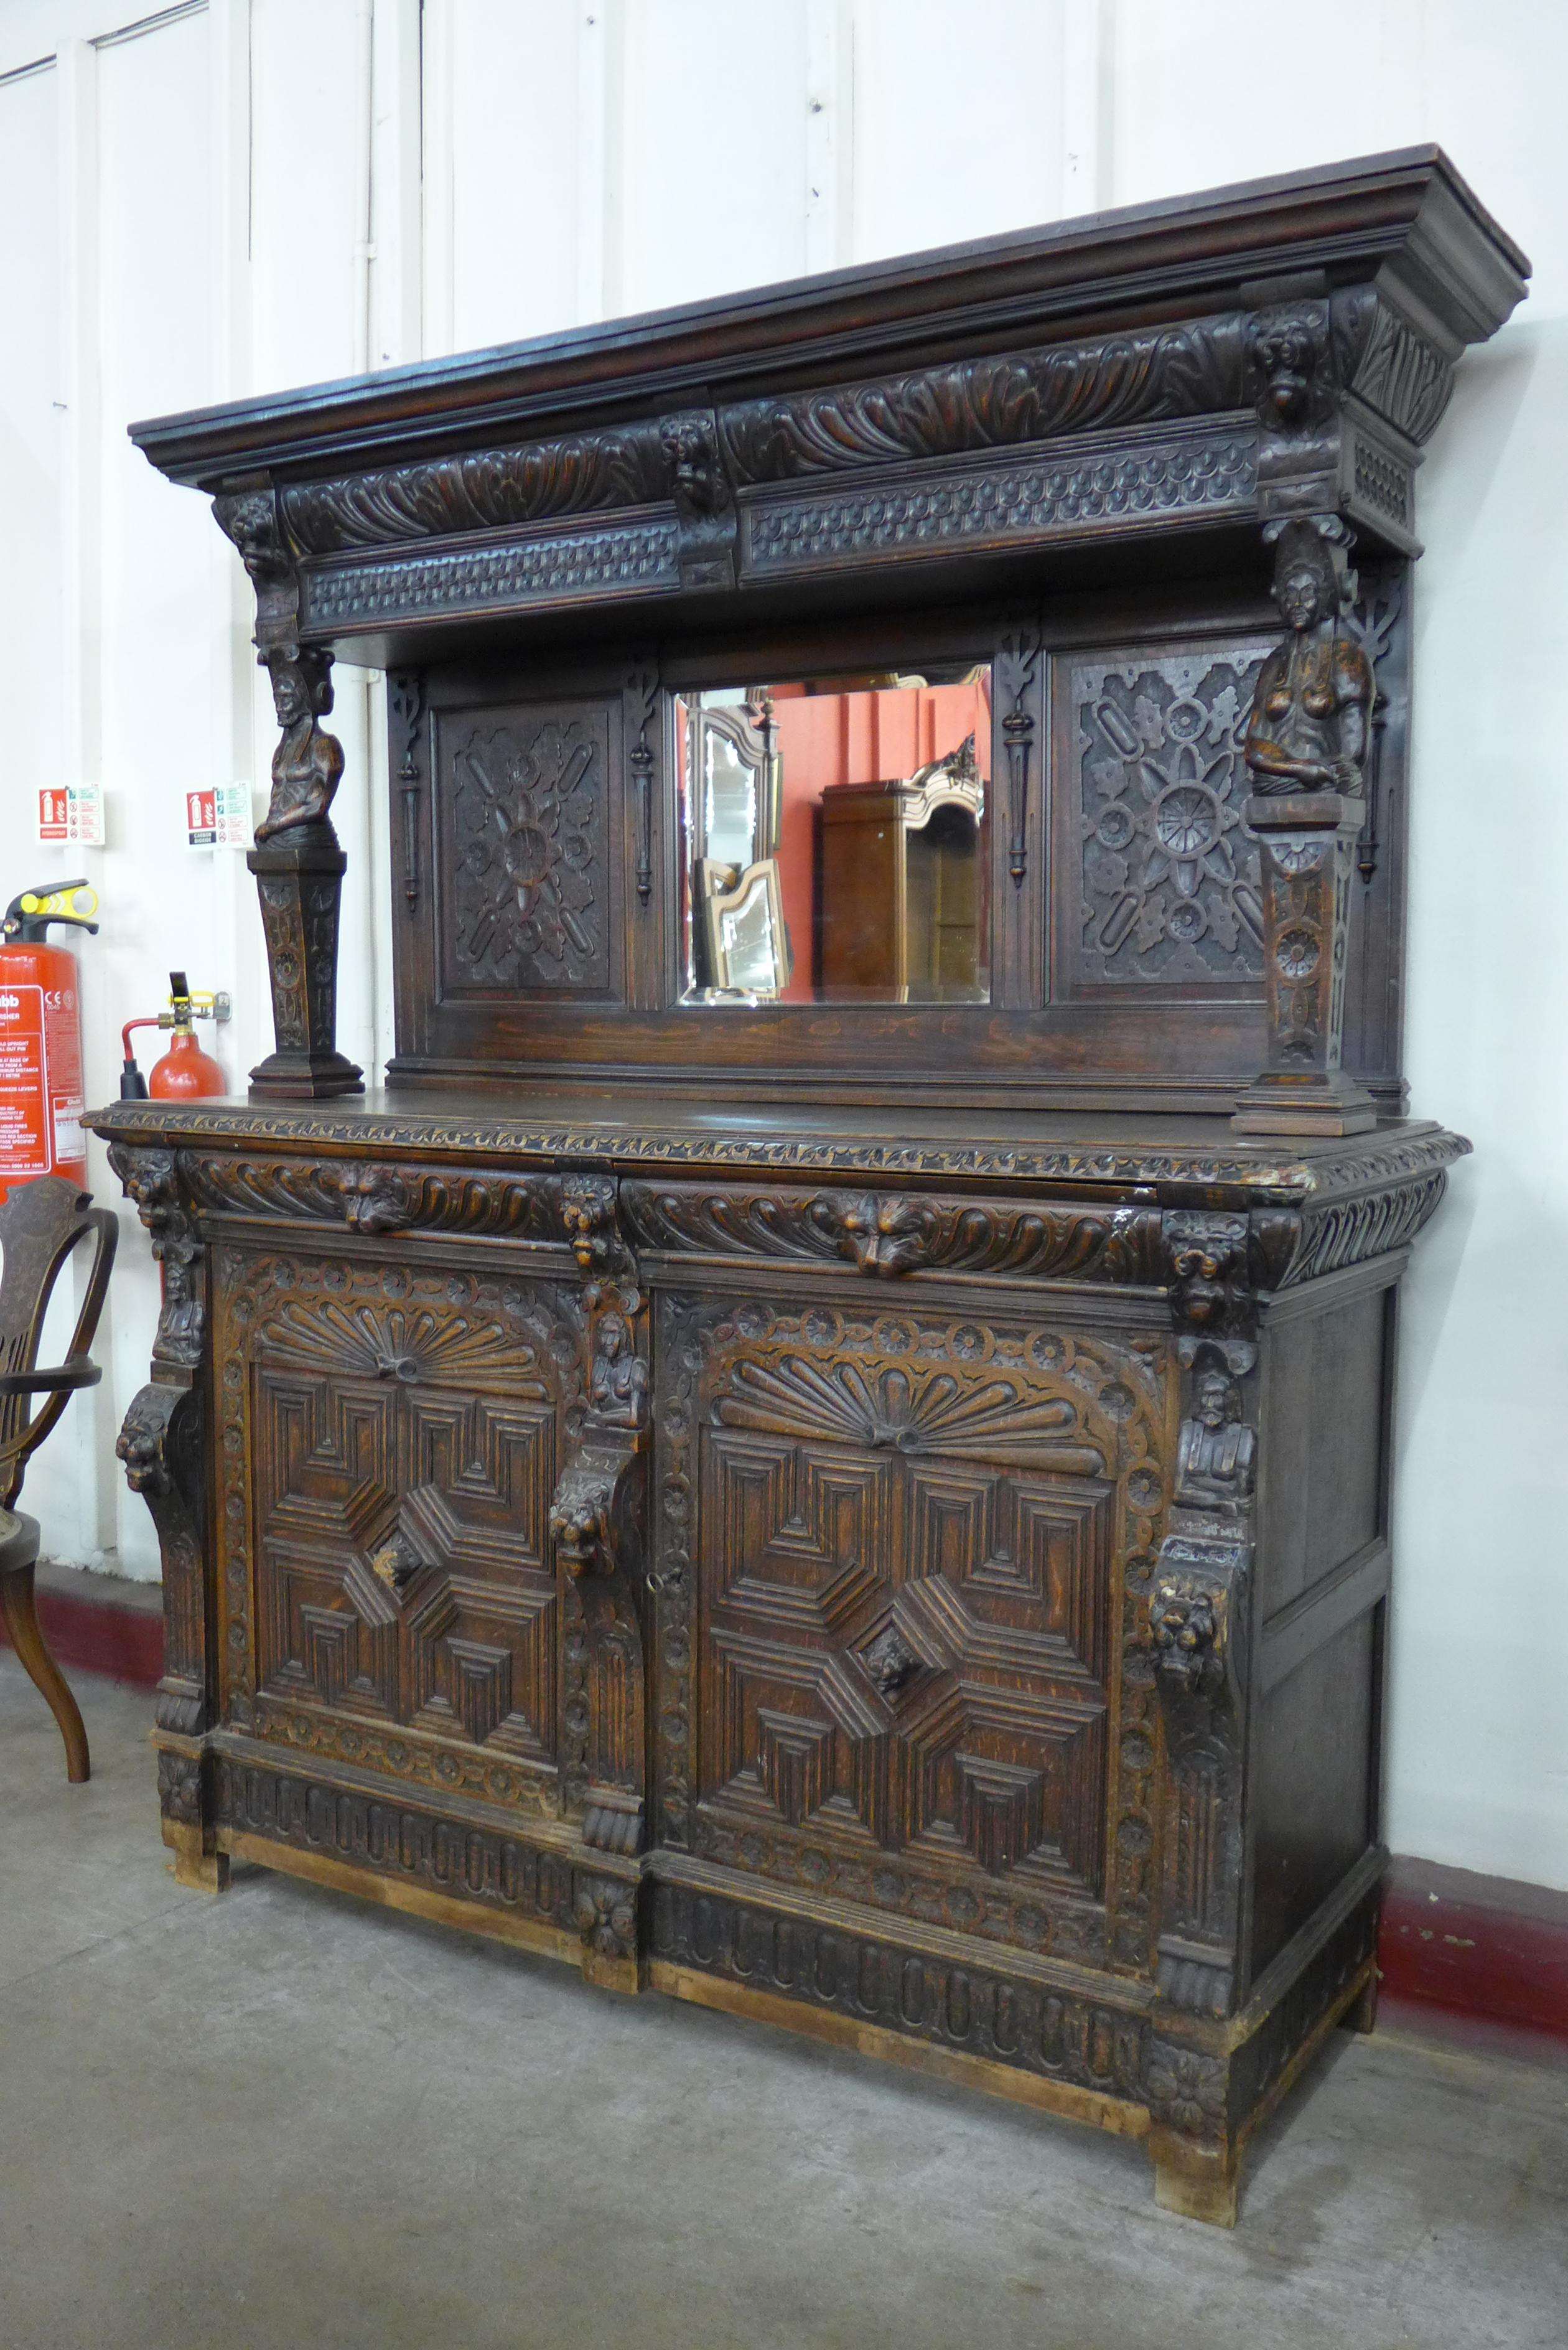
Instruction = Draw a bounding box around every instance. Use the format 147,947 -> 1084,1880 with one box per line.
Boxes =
622,1181 -> 1165,1287
717,317 -> 1249,482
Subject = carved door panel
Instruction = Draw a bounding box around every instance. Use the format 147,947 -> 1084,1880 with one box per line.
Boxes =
215,1245 -> 585,1811
654,1293 -> 1174,1975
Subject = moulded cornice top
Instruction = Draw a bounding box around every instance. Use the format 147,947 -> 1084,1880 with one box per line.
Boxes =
129,146 -> 1528,489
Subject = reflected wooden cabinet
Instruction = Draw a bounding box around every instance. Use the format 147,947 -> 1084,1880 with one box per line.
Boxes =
98,151 -> 1526,2226
818,739 -> 987,999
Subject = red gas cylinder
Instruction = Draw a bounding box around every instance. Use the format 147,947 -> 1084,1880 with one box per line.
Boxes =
0,882 -> 97,1203
129,971 -> 225,1100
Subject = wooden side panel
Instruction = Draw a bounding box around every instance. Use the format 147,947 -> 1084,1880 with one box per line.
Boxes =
1250,1612 -> 1376,1973
1256,1281 -> 1391,1619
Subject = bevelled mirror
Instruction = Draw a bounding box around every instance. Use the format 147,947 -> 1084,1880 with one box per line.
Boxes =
675,667 -> 992,1004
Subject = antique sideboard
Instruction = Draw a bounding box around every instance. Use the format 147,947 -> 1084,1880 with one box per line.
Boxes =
91,150 -> 1526,2226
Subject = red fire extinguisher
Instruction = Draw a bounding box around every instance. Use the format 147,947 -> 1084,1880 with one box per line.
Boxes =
0,881 -> 98,1203
121,973 -> 228,1100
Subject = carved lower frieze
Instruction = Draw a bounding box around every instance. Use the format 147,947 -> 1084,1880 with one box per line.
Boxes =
650,1878 -> 1149,2095
213,1751 -> 584,1925
243,1695 -> 561,1817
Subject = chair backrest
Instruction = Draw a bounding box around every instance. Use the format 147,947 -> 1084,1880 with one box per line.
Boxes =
0,1176 -> 118,1509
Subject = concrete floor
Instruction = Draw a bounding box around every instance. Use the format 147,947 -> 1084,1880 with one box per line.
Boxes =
2,1655 -> 1564,2350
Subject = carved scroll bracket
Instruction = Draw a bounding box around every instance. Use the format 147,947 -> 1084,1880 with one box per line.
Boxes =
997,626 -> 1042,888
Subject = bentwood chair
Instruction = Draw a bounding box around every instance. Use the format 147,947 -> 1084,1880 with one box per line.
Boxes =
0,1176 -> 117,1782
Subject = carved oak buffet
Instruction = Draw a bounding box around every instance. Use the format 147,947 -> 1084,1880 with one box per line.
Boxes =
92,151 -> 1526,2226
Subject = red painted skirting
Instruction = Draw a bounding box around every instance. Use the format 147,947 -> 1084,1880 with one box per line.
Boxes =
0,1565 -> 164,1691
1379,1854 -> 1568,2042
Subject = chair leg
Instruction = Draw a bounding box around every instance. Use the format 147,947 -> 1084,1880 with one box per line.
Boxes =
1,1558 -> 90,1783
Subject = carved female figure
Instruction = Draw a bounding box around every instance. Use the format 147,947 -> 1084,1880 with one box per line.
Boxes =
257,644 -> 344,838
589,1313 -> 650,1431
1244,522 -> 1371,798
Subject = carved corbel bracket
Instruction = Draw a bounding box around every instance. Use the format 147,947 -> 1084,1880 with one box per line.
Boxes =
118,1380 -> 209,1738
1150,1527 -> 1252,2020
107,1143 -> 206,1373
1243,283 -> 1427,550
660,408 -> 737,590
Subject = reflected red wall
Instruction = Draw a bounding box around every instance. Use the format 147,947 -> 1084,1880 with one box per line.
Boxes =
769,680 -> 991,1000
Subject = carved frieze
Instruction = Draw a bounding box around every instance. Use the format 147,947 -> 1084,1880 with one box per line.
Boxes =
281,422 -> 669,553
301,520 -> 679,630
743,426 -> 1257,576
623,1181 -> 1165,1286
178,1152 -> 558,1244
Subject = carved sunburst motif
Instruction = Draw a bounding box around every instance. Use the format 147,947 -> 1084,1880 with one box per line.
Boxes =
716,1354 -> 1106,1473
259,1297 -> 538,1388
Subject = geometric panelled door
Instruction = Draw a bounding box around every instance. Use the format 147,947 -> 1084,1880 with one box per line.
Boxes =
250,1279 -> 561,1766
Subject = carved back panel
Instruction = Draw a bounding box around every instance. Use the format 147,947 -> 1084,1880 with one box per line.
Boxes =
653,1290 -> 1174,1975
216,1245 -> 586,1814
437,696 -> 615,997
1055,634 -> 1273,996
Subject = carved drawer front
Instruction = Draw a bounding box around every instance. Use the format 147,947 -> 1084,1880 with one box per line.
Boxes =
655,1293 -> 1173,1973
216,1247 -> 586,1802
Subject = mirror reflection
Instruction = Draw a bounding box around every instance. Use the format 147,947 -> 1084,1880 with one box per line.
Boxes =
676,667 -> 991,1004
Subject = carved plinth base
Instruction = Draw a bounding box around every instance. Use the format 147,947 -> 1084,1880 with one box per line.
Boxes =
247,822 -> 363,1101
1231,1070 -> 1376,1135
1233,792 -> 1374,1135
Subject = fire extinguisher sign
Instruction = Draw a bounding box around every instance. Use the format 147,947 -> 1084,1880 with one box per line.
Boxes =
36,783 -> 105,846
187,784 -> 251,849
0,986 -> 54,1177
